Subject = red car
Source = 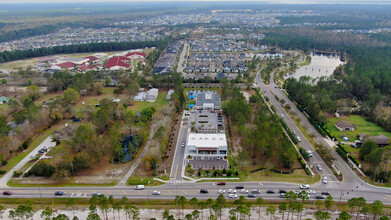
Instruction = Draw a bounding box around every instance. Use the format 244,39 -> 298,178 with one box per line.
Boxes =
216,182 -> 226,186
3,191 -> 13,195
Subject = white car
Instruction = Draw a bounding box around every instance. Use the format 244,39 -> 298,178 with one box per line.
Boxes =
300,184 -> 310,189
152,191 -> 160,195
241,189 -> 249,194
229,194 -> 238,199
228,189 -> 237,194
323,177 -> 328,184
218,189 -> 225,194
308,190 -> 316,194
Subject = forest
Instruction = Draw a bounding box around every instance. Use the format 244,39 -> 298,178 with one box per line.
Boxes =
0,39 -> 171,63
221,78 -> 298,172
262,28 -> 391,131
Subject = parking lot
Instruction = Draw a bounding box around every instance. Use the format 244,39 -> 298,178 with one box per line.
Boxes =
189,155 -> 229,170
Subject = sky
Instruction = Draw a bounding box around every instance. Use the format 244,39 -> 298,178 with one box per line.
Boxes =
0,0 -> 390,3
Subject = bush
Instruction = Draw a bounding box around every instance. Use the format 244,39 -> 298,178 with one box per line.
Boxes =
336,147 -> 348,161
26,161 -> 55,177
1,160 -> 7,166
0,170 -> 6,174
349,155 -> 361,167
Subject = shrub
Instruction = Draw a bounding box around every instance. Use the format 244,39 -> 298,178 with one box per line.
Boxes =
26,161 -> 55,177
349,155 -> 361,167
0,170 -> 6,174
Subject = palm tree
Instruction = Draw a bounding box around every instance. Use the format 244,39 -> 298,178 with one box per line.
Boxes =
285,191 -> 298,220
356,197 -> 366,220
279,202 -> 287,220
40,207 -> 54,220
189,197 -> 199,209
66,198 -> 77,219
192,210 -> 200,220
121,197 -> 130,220
108,195 -> 115,220
266,205 -> 277,220
256,197 -> 265,219
178,196 -> 187,219
360,206 -> 370,220
113,202 -> 121,220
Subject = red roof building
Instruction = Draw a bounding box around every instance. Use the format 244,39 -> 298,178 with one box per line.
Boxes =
56,62 -> 76,69
84,56 -> 98,62
125,52 -> 146,58
105,56 -> 130,69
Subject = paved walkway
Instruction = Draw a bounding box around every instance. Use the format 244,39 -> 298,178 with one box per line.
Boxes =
0,135 -> 56,187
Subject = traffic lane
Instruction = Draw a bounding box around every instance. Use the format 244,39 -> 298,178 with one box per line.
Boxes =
273,87 -> 360,184
169,122 -> 188,180
263,86 -> 337,181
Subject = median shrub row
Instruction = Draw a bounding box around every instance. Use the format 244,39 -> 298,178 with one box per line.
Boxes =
280,120 -> 299,144
349,154 -> 361,167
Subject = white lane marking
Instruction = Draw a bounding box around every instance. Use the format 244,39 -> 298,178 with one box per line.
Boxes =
70,193 -> 74,197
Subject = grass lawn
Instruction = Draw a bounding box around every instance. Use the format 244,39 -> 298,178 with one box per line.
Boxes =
7,179 -> 117,187
128,91 -> 169,113
325,114 -> 391,143
126,176 -> 164,186
242,169 -> 321,184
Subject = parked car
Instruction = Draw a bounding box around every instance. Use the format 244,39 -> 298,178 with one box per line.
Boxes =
267,190 -> 275,194
152,191 -> 160,195
323,177 -> 328,184
38,149 -> 45,154
247,193 -> 256,198
55,191 -> 64,196
181,143 -> 185,147
200,189 -> 208,194
229,194 -> 238,199
235,185 -> 244,189
216,182 -> 226,186
322,191 -> 330,195
300,184 -> 310,189
3,191 -> 12,195
316,195 -> 326,199
308,190 -> 316,194
252,189 -> 261,194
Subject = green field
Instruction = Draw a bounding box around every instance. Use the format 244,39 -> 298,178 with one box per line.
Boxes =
128,91 -> 169,113
325,114 -> 391,143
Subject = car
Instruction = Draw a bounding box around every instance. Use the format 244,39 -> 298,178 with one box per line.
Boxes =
316,195 -> 326,199
181,143 -> 185,147
38,149 -> 45,154
55,191 -> 64,196
307,151 -> 313,157
293,131 -> 296,135
252,189 -> 261,194
228,189 -> 237,194
297,136 -> 301,142
308,190 -> 316,194
200,189 -> 208,194
241,189 -> 249,194
294,190 -> 301,195
317,165 -> 323,171
235,185 -> 244,189
217,156 -> 221,160
229,194 -> 238,199
322,191 -> 331,195
279,189 -> 287,194
3,191 -> 12,195
92,192 -> 101,196
247,193 -> 256,198
280,193 -> 286,198
216,182 -> 226,186
152,191 -> 161,195
280,114 -> 284,118
300,184 -> 310,189
323,177 -> 328,184
42,146 -> 48,152
218,189 -> 225,194
267,190 -> 275,194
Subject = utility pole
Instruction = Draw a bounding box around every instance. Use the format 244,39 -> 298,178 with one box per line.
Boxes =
339,190 -> 343,206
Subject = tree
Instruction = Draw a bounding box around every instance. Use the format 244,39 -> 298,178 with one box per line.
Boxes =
113,202 -> 121,220
338,211 -> 351,220
256,197 -> 265,219
211,203 -> 222,220
98,195 -> 109,220
285,191 -> 297,219
325,195 -> 334,211
371,200 -> 384,220
216,194 -> 226,219
266,205 -> 277,220
63,88 -> 80,105
178,196 -> 187,219
105,77 -> 111,87
66,198 -> 77,219
185,214 -> 192,220
41,207 -> 54,220
162,210 -> 170,220
108,195 -> 115,220
0,205 -> 4,220
315,200 -> 323,210
348,198 -> 358,213
1,78 -> 6,84
360,206 -> 370,220
52,214 -> 70,220
279,202 -> 287,220
192,210 -> 200,220
379,216 -> 390,220
356,197 -> 367,220
129,206 -> 139,220
190,197 -> 199,209
86,213 -> 101,220
314,210 -> 330,220
26,84 -> 40,100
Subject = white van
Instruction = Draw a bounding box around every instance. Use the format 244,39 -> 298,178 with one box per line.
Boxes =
297,136 -> 301,142
135,185 -> 145,190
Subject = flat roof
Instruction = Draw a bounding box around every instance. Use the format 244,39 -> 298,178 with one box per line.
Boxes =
187,133 -> 227,150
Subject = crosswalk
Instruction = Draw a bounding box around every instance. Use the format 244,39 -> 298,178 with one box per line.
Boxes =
70,192 -> 87,197
169,179 -> 188,183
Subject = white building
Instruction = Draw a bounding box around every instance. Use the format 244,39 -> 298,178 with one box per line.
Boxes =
186,133 -> 228,156
134,92 -> 146,101
145,88 -> 159,102
166,89 -> 175,100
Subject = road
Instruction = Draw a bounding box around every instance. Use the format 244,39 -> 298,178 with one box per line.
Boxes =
1,182 -> 390,204
177,42 -> 189,74
169,112 -> 189,182
0,135 -> 56,188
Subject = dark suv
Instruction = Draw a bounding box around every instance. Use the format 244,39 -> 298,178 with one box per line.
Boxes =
235,185 -> 244,189
200,189 -> 208,194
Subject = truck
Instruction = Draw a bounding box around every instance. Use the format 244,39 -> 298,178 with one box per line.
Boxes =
135,185 -> 145,190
